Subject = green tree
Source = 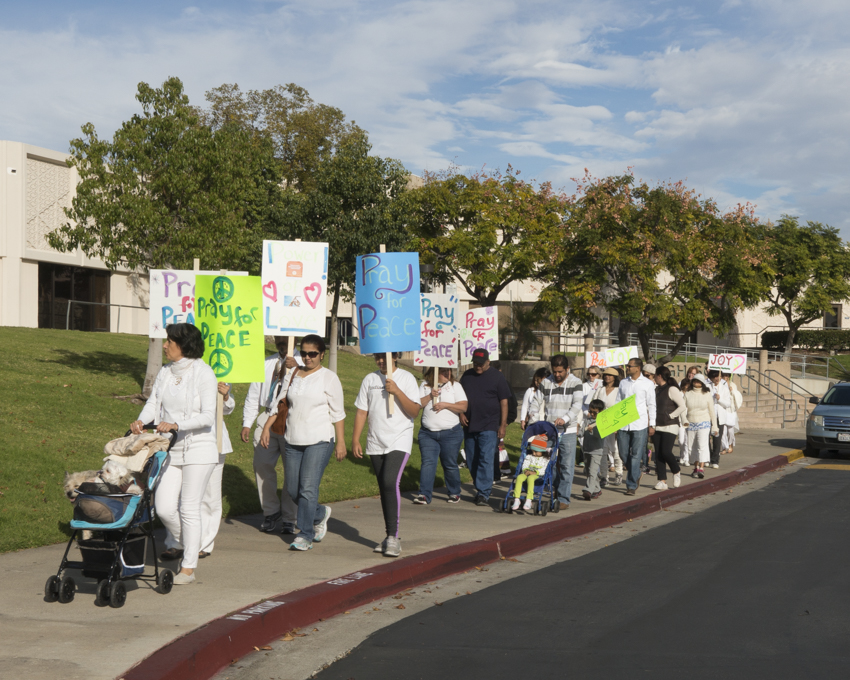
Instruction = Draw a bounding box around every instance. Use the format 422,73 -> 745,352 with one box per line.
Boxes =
49,77 -> 284,393
200,83 -> 365,193
539,172 -> 772,363
279,135 -> 412,371
407,167 -> 565,307
763,216 -> 850,355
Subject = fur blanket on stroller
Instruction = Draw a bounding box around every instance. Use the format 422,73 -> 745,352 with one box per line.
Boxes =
103,433 -> 170,473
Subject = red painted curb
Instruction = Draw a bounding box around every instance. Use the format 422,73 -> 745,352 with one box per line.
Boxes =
122,453 -> 792,680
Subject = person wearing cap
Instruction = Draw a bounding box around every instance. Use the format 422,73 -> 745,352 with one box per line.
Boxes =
459,348 -> 512,507
615,357 -> 657,496
241,336 -> 303,535
593,367 -> 622,485
528,355 -> 583,511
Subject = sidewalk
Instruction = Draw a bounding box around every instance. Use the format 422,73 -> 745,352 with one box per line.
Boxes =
0,430 -> 804,680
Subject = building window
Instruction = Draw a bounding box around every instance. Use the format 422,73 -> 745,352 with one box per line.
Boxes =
824,304 -> 841,329
38,264 -> 110,331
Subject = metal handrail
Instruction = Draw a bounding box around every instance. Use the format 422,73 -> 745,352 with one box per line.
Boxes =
64,299 -> 149,333
738,369 -> 799,428
763,368 -> 819,420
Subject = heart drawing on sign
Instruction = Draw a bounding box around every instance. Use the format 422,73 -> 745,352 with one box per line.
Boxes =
304,283 -> 322,309
262,281 -> 277,302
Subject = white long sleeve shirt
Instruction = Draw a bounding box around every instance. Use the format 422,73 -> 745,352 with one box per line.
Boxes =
616,374 -> 657,431
710,380 -> 732,426
242,353 -> 303,429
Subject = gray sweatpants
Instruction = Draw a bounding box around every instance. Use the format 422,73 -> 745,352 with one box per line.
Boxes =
583,449 -> 605,495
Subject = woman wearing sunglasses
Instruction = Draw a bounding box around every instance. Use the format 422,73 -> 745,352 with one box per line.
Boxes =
260,335 -> 346,551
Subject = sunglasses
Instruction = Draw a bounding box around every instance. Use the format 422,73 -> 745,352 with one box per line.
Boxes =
300,350 -> 321,358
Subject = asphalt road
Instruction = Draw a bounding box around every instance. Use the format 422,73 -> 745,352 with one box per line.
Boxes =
316,461 -> 850,680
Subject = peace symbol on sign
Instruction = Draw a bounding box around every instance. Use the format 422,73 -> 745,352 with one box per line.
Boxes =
208,349 -> 234,378
212,277 -> 234,303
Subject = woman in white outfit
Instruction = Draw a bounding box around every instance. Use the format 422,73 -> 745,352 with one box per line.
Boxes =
720,371 -> 741,454
593,367 -> 622,485
682,374 -> 718,479
132,323 -> 218,585
708,370 -> 731,469
198,382 -> 235,559
521,367 -> 549,429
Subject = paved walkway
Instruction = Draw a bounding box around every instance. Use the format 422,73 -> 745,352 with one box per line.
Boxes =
0,429 -> 804,680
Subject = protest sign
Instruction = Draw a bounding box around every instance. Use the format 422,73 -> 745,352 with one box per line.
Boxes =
595,394 -> 639,438
414,293 -> 459,368
148,269 -> 246,338
585,346 -> 638,368
459,306 -> 499,364
355,252 -> 421,355
262,240 -> 329,336
708,353 -> 748,374
194,275 -> 265,384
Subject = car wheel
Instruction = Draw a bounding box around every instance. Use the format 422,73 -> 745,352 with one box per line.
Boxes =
805,441 -> 820,458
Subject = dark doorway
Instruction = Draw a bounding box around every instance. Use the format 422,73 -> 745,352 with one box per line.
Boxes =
38,263 -> 111,331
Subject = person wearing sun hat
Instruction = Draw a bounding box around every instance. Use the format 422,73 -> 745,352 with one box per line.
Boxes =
681,373 -> 718,479
593,367 -> 622,485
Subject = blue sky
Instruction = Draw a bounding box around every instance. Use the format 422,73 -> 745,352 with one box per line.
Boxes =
2,0 -> 848,234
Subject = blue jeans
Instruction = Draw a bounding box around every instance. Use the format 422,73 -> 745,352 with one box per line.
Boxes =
555,432 -> 577,506
617,428 -> 649,491
418,425 -> 463,502
464,430 -> 498,500
284,439 -> 334,542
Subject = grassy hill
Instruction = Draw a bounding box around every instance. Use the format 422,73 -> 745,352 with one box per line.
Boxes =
0,328 -> 524,553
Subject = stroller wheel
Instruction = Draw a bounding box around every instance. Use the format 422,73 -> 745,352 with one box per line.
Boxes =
57,575 -> 76,604
157,568 -> 175,595
95,579 -> 110,607
541,500 -> 548,517
44,575 -> 59,603
108,581 -> 127,609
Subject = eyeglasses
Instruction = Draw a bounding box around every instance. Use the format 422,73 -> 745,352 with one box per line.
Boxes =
300,351 -> 320,358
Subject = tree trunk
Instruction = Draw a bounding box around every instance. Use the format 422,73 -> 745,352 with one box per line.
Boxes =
783,325 -> 798,358
328,286 -> 341,374
656,331 -> 692,366
143,338 -> 162,398
636,327 -> 652,362
617,321 -> 629,349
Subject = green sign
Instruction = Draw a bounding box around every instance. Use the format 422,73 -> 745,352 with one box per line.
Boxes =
596,394 -> 640,438
194,275 -> 265,383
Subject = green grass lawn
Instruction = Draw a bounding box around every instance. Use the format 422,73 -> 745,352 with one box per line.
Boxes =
0,328 -> 525,554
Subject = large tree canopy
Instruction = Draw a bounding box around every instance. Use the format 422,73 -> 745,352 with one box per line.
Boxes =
407,168 -> 565,307
539,172 -> 772,363
763,216 -> 850,355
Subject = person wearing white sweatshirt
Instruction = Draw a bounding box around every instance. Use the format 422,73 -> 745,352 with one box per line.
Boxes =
708,370 -> 732,469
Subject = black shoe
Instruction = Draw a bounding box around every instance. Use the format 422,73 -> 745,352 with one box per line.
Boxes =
625,488 -> 636,496
260,512 -> 282,533
600,478 -> 608,488
160,548 -> 184,561
474,494 -> 489,507
582,490 -> 592,500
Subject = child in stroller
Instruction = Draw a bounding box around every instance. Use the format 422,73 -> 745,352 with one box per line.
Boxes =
511,434 -> 551,511
502,421 -> 560,515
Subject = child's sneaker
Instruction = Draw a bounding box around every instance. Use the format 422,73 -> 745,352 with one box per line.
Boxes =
654,481 -> 668,491
512,498 -> 521,511
582,489 -> 592,500
522,498 -> 532,512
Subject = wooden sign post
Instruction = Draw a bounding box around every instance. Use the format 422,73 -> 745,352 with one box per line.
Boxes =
378,245 -> 396,414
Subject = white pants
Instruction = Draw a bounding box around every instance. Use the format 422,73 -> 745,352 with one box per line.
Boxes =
200,455 -> 225,554
156,459 -> 216,570
253,431 -> 297,522
686,427 -> 711,465
604,434 -> 622,475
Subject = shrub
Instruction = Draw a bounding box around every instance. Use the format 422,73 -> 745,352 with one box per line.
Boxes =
761,329 -> 850,352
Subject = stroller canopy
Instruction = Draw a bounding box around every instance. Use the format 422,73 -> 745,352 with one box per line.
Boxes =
521,420 -> 560,448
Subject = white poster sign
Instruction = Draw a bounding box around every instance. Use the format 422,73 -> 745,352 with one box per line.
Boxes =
148,269 -> 246,338
414,293 -> 458,368
262,240 -> 329,336
585,346 -> 639,368
459,306 -> 499,364
707,353 -> 748,374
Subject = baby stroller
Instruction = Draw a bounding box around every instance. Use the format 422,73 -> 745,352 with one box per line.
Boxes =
45,425 -> 175,608
501,421 -> 560,516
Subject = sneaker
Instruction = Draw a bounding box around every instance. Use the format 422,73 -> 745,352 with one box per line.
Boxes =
173,572 -> 196,585
576,461 -> 584,468
384,536 -> 402,558
412,494 -> 429,505
373,537 -> 388,553
446,494 -> 461,504
289,536 -> 312,551
654,481 -> 668,491
614,474 -> 623,486
522,499 -> 532,511
259,512 -> 281,533
582,489 -> 593,500
591,491 -> 602,499
711,463 -> 719,469
625,488 -> 636,496
474,495 -> 489,507
691,469 -> 700,478
600,478 -> 608,488
673,472 -> 681,488
697,469 -> 705,479
512,498 -> 521,511
280,522 -> 297,535
499,470 -> 512,480
313,505 -> 331,542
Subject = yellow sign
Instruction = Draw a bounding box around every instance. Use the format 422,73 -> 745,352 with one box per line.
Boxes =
596,394 -> 640,438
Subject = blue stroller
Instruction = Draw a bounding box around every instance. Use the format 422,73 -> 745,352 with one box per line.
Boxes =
501,421 -> 561,515
45,426 -> 175,608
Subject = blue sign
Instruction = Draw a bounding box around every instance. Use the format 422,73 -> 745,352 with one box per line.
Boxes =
355,252 -> 421,354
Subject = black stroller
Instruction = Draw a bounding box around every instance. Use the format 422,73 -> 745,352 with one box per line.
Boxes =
45,426 -> 175,608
